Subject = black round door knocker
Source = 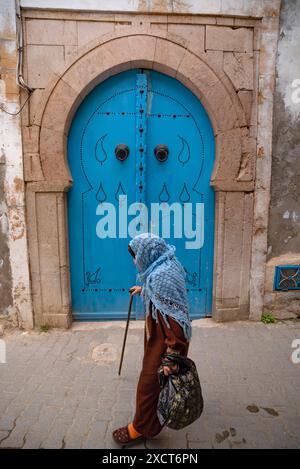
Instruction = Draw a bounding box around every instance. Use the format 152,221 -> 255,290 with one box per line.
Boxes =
154,144 -> 169,162
115,144 -> 129,161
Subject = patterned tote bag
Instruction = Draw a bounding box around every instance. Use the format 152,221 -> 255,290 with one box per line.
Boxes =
157,353 -> 204,430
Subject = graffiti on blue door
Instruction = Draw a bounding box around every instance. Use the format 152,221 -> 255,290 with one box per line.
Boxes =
67,69 -> 215,320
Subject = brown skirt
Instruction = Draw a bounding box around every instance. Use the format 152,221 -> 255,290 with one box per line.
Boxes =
132,301 -> 189,437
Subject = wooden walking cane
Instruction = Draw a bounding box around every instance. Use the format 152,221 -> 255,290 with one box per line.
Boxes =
118,293 -> 134,376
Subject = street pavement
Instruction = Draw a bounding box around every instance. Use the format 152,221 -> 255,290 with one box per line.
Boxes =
0,317 -> 299,449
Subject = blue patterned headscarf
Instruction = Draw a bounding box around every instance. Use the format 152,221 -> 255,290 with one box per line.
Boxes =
129,233 -> 192,341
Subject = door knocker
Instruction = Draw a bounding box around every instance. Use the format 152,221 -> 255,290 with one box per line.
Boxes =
154,144 -> 169,162
115,144 -> 129,161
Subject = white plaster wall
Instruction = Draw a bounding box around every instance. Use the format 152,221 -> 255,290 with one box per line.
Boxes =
276,2 -> 300,122
20,0 -> 280,18
0,0 -> 33,328
267,0 -> 300,269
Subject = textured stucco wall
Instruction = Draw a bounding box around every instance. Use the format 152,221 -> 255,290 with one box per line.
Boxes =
268,0 -> 300,259
0,0 -> 15,317
20,0 -> 280,17
0,0 -> 33,328
0,144 -> 13,316
263,0 -> 300,318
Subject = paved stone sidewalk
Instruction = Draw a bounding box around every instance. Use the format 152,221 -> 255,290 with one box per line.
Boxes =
0,318 -> 299,449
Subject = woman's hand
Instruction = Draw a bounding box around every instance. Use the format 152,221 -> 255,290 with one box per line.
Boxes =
162,349 -> 181,376
163,362 -> 179,376
129,285 -> 142,296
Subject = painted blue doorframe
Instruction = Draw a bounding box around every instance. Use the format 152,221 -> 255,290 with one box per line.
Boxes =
67,69 -> 215,320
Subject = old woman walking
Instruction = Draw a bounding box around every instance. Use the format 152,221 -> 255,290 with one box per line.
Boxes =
113,233 -> 192,445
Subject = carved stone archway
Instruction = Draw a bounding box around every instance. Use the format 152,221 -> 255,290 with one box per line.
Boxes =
24,29 -> 255,327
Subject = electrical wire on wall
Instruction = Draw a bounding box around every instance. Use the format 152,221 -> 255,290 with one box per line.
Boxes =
0,0 -> 34,116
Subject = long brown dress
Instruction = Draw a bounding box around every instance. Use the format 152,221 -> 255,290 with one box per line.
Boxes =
132,300 -> 190,437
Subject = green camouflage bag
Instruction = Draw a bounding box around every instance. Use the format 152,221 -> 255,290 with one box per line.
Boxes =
157,353 -> 204,430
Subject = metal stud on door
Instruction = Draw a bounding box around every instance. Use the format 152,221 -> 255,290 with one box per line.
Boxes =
67,69 -> 215,321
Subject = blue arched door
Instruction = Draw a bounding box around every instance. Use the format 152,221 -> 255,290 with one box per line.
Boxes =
67,69 -> 215,320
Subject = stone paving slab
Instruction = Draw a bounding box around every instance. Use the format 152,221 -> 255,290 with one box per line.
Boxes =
0,319 -> 299,449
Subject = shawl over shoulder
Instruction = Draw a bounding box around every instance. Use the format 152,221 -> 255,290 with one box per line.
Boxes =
129,233 -> 192,341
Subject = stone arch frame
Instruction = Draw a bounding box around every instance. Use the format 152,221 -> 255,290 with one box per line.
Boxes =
25,29 -> 255,327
